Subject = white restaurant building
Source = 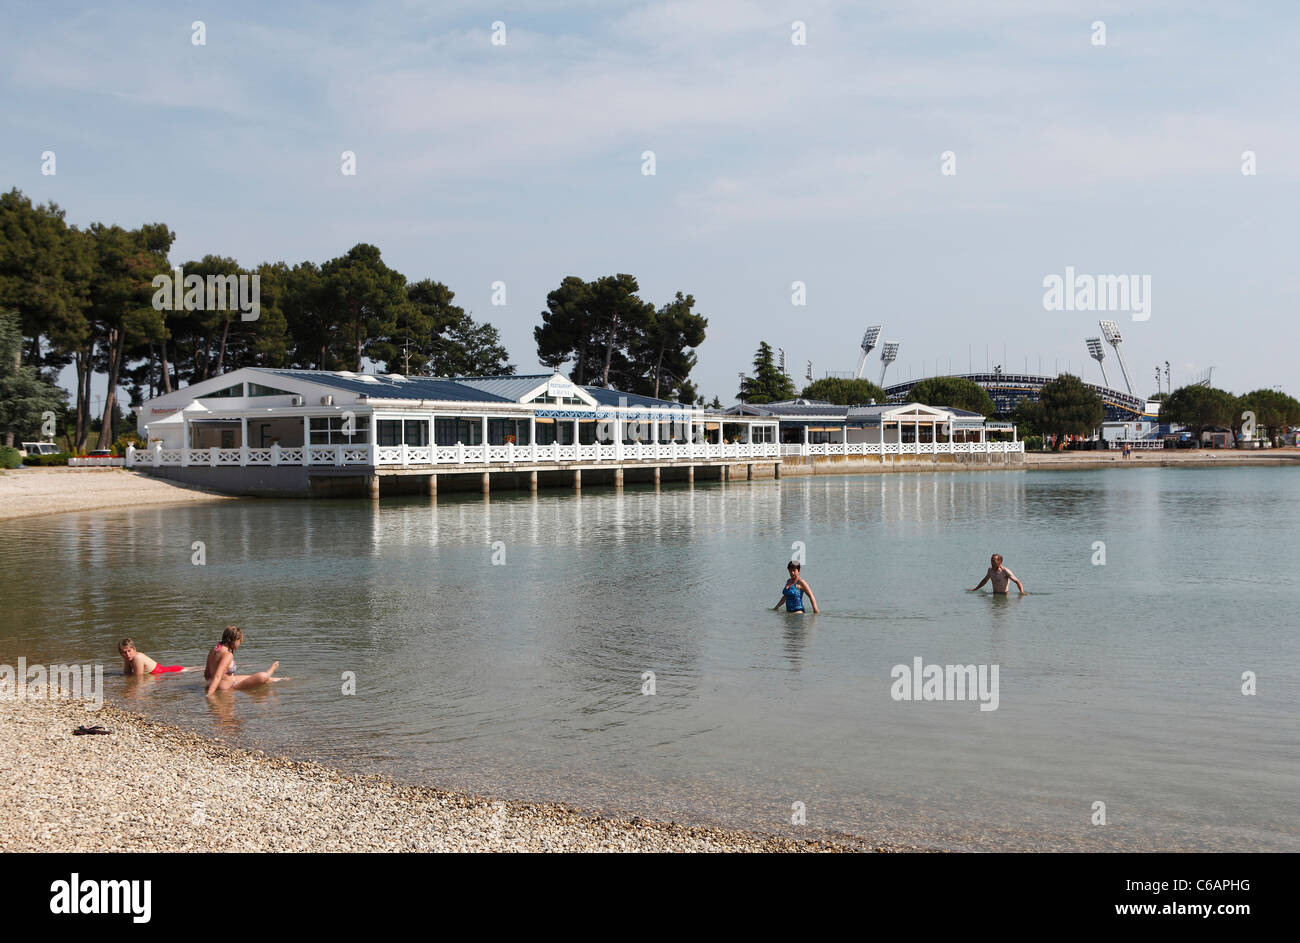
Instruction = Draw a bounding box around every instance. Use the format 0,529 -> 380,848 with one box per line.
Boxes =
129,370 -> 1019,496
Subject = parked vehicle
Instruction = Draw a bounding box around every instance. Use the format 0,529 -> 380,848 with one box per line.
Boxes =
20,442 -> 61,456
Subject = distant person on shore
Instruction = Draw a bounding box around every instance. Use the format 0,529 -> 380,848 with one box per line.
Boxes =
773,561 -> 820,614
969,554 -> 1027,596
118,638 -> 196,677
204,626 -> 283,695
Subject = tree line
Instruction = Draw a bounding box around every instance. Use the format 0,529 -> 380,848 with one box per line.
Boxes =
735,339 -> 1299,447
1,189 -> 712,450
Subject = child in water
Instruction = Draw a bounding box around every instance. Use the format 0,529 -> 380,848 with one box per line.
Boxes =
969,553 -> 1027,595
118,638 -> 196,677
204,625 -> 284,696
773,561 -> 819,614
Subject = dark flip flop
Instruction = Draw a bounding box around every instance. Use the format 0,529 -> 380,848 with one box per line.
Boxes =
73,724 -> 112,736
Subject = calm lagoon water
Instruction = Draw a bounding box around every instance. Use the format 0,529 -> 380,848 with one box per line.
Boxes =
3,467 -> 1297,850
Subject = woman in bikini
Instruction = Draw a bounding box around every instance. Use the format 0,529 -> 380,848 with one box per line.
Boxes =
204,625 -> 283,696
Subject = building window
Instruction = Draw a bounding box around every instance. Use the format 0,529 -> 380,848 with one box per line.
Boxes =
434,418 -> 484,446
248,383 -> 294,397
310,416 -> 370,445
403,420 -> 428,446
203,384 -> 243,399
376,420 -> 401,447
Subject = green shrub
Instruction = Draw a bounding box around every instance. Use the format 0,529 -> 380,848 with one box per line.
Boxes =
114,430 -> 145,454
0,446 -> 21,469
1023,435 -> 1045,452
22,451 -> 71,466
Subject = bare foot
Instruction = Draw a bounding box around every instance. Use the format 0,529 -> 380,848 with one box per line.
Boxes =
267,661 -> 279,676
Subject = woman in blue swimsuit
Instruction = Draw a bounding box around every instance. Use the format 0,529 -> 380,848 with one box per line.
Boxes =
773,561 -> 819,614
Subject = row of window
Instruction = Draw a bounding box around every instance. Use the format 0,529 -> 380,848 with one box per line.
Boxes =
203,383 -> 295,399
309,416 -> 777,448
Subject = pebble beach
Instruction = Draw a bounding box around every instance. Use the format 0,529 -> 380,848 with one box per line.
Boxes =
0,697 -> 885,853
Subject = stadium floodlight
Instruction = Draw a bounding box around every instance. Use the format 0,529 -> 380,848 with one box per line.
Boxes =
1098,319 -> 1134,395
855,326 -> 882,379
1085,337 -> 1110,387
878,342 -> 900,388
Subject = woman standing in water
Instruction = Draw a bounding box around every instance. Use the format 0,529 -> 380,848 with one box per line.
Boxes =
773,561 -> 819,614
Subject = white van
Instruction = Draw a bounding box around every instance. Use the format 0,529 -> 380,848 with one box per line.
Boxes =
20,442 -> 61,456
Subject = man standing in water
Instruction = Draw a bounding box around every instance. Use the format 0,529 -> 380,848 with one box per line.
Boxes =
969,554 -> 1027,595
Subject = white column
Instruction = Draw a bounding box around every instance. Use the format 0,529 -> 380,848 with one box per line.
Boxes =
530,416 -> 537,461
614,416 -> 623,460
573,418 -> 579,449
482,415 -> 489,462
303,416 -> 311,464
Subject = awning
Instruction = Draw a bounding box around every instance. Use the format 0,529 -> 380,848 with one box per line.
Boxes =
534,417 -> 555,424
704,422 -> 720,430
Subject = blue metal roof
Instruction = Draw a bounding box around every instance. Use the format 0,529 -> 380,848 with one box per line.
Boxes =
581,386 -> 689,409
447,375 -> 550,402
260,369 -> 693,410
265,370 -> 512,402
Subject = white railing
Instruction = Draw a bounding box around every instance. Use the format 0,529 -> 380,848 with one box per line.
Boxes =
67,456 -> 125,467
1111,439 -> 1165,450
795,440 -> 1023,457
127,440 -> 784,469
125,438 -> 1022,470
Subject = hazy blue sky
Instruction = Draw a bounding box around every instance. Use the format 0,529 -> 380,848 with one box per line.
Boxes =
5,1 -> 1297,404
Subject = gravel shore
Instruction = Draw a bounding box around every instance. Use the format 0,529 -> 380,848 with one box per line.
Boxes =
0,697 -> 886,853
0,467 -> 236,521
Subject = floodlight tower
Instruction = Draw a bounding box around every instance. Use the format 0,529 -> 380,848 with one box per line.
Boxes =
855,326 -> 882,379
1098,320 -> 1134,395
878,342 -> 900,388
1085,337 -> 1110,387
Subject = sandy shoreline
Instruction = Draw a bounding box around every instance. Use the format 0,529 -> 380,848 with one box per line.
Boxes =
0,697 -> 886,853
2,452 -> 1296,522
0,467 -> 236,521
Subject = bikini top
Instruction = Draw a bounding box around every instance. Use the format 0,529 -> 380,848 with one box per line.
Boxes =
210,645 -> 236,676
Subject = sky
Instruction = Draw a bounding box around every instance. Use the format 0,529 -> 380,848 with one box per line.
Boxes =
4,0 -> 1298,406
